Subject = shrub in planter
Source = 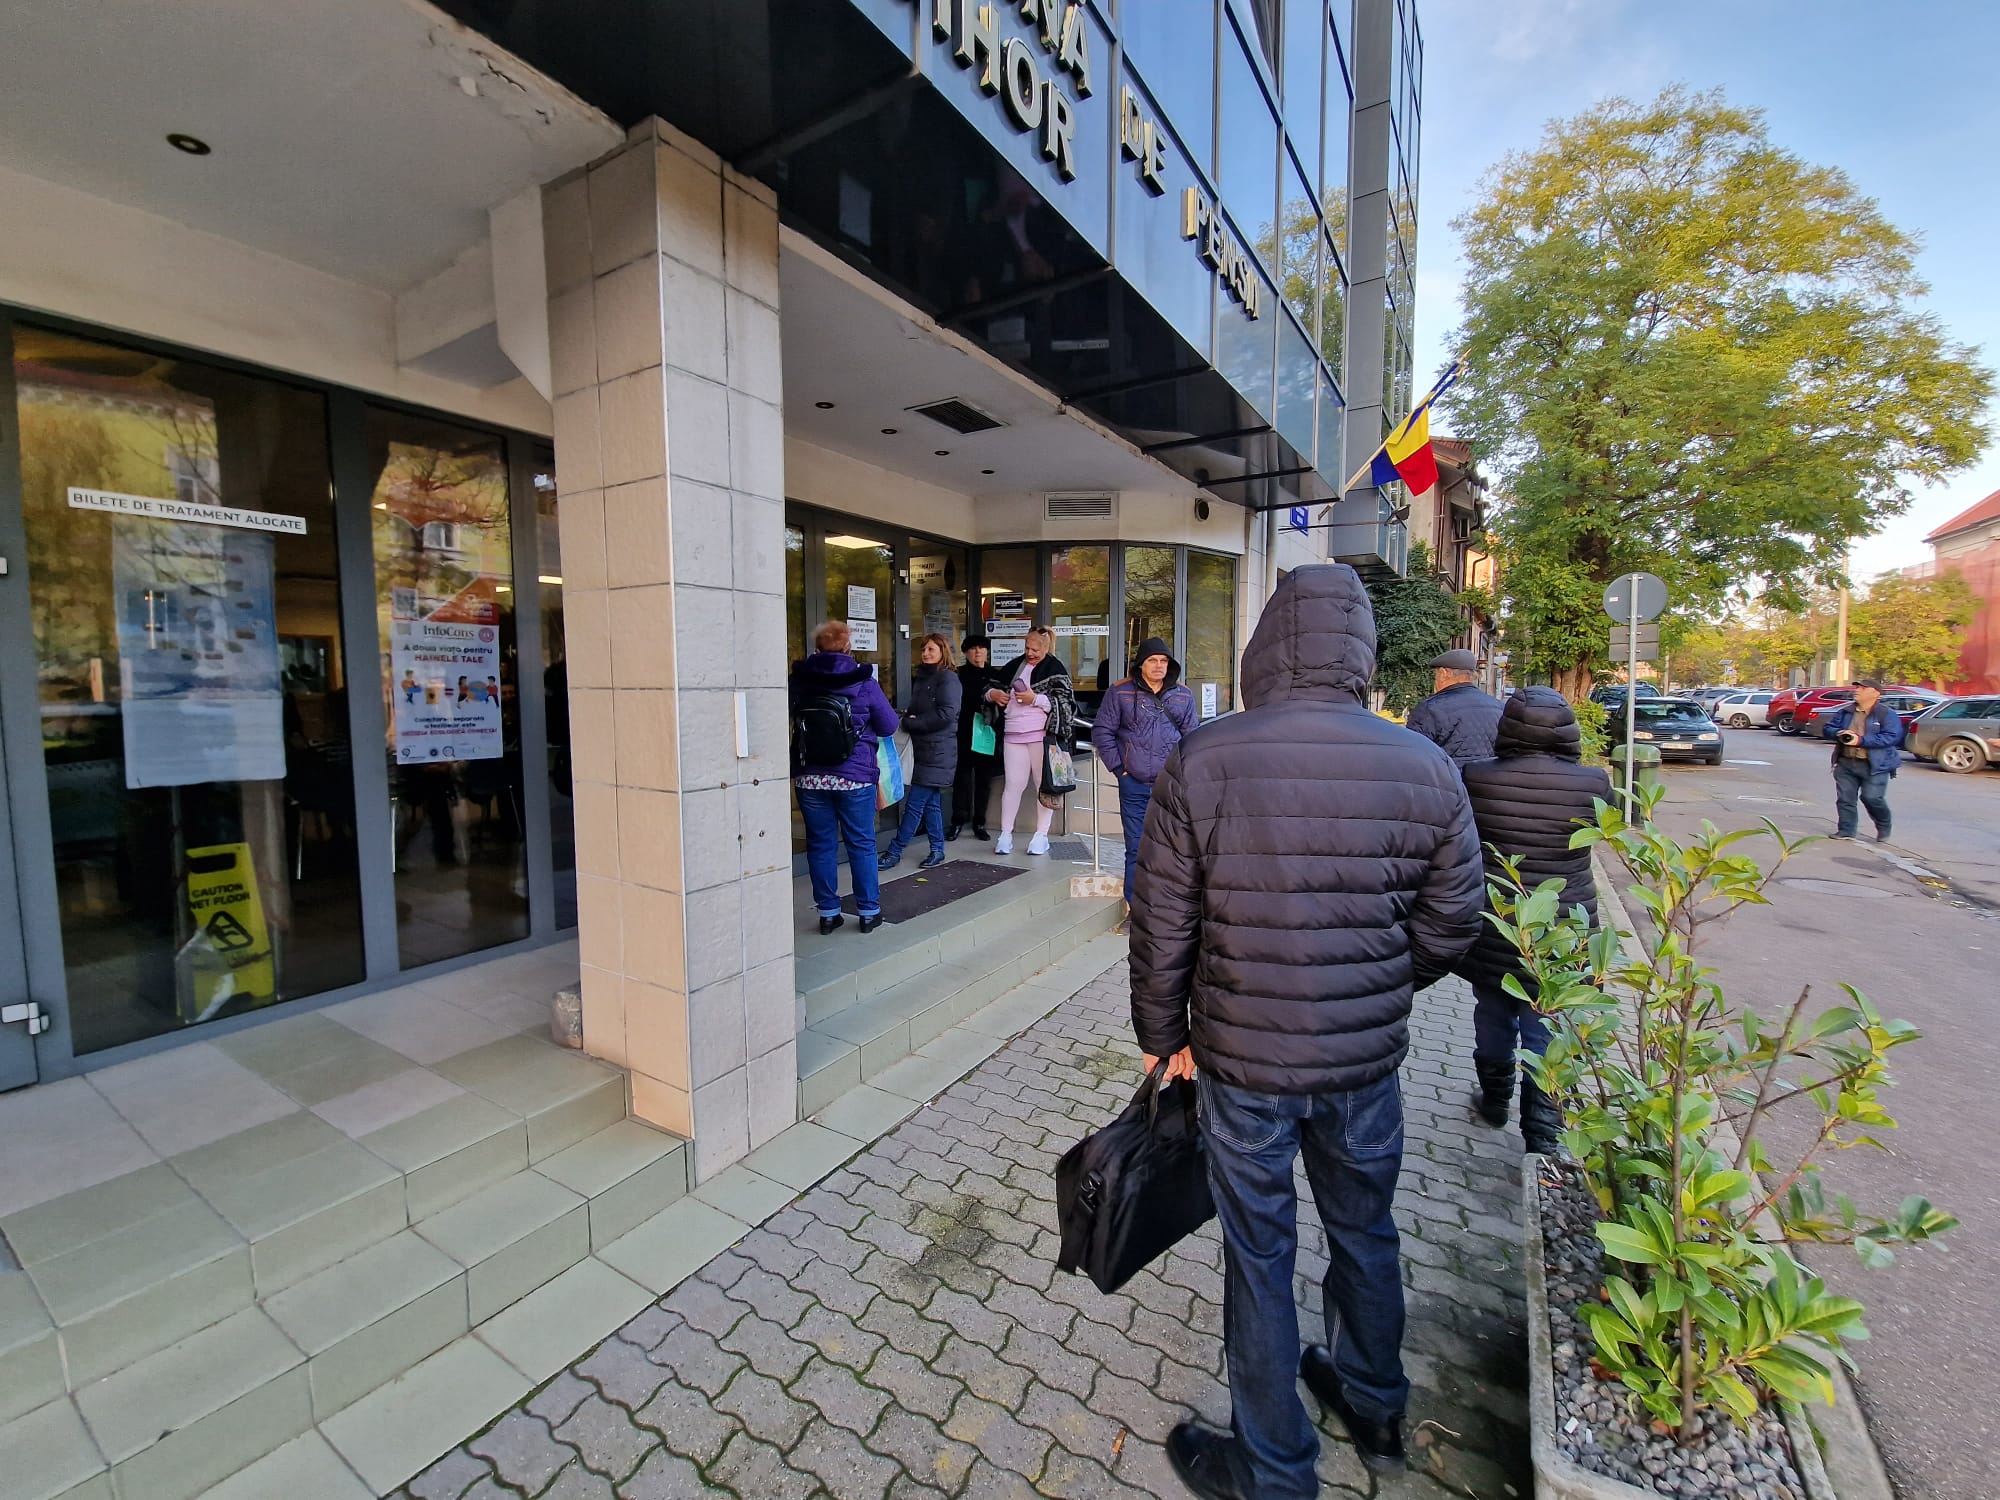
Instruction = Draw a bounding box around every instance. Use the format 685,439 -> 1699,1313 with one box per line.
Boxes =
1489,787 -> 1953,1472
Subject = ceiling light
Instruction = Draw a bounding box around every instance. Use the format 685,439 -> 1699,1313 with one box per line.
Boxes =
815,401 -> 835,409
880,427 -> 898,435
372,502 -> 387,511
167,133 -> 211,156
496,584 -> 512,593
934,450 -> 950,457
538,575 -> 563,585
824,534 -> 886,550
980,586 -> 1011,595
981,469 -> 996,475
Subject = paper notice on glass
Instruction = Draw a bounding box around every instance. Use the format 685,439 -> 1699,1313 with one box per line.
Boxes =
1201,682 -> 1219,719
849,618 -> 880,652
987,618 -> 1031,640
391,616 -> 504,763
1052,624 -> 1110,637
113,519 -> 285,789
847,584 -> 877,620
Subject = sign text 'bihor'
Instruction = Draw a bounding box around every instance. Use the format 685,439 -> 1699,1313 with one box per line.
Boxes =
923,0 -> 1092,181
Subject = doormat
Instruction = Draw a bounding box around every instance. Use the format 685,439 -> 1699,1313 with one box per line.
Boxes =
843,859 -> 1024,921
1044,839 -> 1092,861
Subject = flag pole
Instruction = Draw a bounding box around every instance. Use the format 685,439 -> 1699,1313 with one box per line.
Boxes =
1339,357 -> 1468,496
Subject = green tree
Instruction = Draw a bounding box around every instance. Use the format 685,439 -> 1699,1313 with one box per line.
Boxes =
1850,568 -> 1977,686
1366,541 -> 1467,713
1450,87 -> 1992,701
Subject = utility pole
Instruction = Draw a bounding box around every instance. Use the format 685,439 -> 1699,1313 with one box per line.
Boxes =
1832,582 -> 1852,684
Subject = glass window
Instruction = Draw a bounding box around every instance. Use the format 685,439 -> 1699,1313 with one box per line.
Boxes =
979,546 -> 1038,661
533,451 -> 575,930
1217,263 -> 1279,421
1185,552 -> 1238,716
819,528 -> 896,681
1280,163 -> 1320,338
1049,545 -> 1112,692
14,326 -> 363,1053
1281,0 -> 1323,171
369,408 -> 527,968
1321,43 -> 1350,256
908,539 -> 969,657
1116,73 -> 1215,357
1331,0 -> 1351,74
1320,233 -> 1346,367
1124,546 -> 1178,668
1129,0 -> 1216,178
1317,365 -> 1343,488
785,523 -> 806,663
1934,699 -> 1985,720
1233,0 -> 1281,73
1219,17 -> 1280,272
1277,315 -> 1317,459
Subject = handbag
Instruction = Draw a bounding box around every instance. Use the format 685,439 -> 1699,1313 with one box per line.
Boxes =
875,734 -> 906,810
1055,1066 -> 1216,1294
1041,742 -> 1077,796
970,715 -> 997,757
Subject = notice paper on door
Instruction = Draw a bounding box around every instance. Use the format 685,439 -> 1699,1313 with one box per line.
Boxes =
847,584 -> 876,620
849,618 -> 880,652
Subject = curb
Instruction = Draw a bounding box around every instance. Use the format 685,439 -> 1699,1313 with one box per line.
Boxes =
1586,849 -> 1896,1500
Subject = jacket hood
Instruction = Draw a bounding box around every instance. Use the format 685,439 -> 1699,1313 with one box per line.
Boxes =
1239,564 -> 1377,708
790,651 -> 873,691
1495,686 -> 1582,760
1128,637 -> 1183,691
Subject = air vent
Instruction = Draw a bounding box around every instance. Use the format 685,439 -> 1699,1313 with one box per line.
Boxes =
1045,492 -> 1118,521
907,398 -> 1005,435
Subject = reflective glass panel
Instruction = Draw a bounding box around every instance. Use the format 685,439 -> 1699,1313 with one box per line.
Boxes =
785,523 -> 806,662
1317,365 -> 1344,487
533,449 -> 575,930
1123,546 -> 1178,667
14,326 -> 362,1052
1127,0 -> 1216,176
1320,234 -> 1346,366
820,529 -> 895,681
909,539 -> 969,657
1281,0 -> 1323,164
1277,315 -> 1317,459
1115,73 -> 1214,357
1048,546 -> 1112,691
1185,552 -> 1238,717
1321,37 -> 1350,255
1216,265 -> 1278,421
1219,18 -> 1280,272
369,408 -> 527,967
1280,162 -> 1320,337
979,546 -> 1038,659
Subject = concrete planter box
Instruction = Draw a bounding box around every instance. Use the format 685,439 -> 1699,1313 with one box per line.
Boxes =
1522,1154 -> 1838,1500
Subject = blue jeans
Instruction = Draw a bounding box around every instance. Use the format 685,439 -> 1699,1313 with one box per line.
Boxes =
1833,759 -> 1891,838
796,785 -> 880,918
1117,775 -> 1153,902
1198,1071 -> 1408,1499
884,785 -> 946,861
1471,978 -> 1551,1066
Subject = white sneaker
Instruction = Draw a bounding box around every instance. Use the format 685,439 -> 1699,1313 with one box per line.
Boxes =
994,833 -> 1013,854
1027,833 -> 1050,856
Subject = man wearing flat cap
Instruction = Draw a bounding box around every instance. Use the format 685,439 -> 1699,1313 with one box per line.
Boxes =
1404,648 -> 1503,766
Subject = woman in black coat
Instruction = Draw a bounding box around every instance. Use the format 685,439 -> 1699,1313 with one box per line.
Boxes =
1455,687 -> 1612,1152
950,634 -> 1005,840
879,634 -> 963,870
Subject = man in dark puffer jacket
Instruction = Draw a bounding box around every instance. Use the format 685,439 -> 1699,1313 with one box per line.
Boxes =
1405,648 -> 1503,765
1456,688 -> 1610,1153
1130,564 -> 1483,1500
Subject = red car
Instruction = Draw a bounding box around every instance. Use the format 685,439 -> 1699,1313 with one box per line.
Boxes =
1770,684 -> 1924,735
1802,689 -> 1943,736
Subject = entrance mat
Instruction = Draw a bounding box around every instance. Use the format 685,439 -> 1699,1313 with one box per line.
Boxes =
843,859 -> 1025,921
1043,839 -> 1092,862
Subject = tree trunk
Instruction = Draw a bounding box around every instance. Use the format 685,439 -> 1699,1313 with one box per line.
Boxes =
1554,660 -> 1594,703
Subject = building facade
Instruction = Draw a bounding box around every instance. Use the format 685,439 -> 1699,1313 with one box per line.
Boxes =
1922,488 -> 2000,694
0,0 -> 1421,1159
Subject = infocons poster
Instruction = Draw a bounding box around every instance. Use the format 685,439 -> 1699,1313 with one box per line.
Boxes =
370,440 -> 513,765
111,518 -> 285,789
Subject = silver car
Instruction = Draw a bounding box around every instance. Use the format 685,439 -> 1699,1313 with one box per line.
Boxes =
1908,696 -> 2000,774
1712,690 -> 1777,728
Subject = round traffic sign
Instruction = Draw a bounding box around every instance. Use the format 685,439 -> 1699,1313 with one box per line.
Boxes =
1603,572 -> 1667,625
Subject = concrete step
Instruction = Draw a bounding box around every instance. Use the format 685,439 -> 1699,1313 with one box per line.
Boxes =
412,1168 -> 590,1327
798,892 -> 1122,1115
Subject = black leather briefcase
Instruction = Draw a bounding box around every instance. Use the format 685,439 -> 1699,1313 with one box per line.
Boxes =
1054,1066 -> 1216,1294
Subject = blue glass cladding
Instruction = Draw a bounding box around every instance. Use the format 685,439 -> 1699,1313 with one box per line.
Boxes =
1126,0 -> 1217,178
850,0 -> 914,47
1277,314 -> 1317,458
1281,0 -> 1323,171
1114,73 -> 1215,359
1216,264 -> 1278,422
1317,364 -> 1343,483
1218,13 -> 1280,272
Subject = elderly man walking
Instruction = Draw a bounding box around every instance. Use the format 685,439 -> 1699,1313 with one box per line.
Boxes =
1130,565 -> 1484,1500
1404,647 -> 1502,765
1091,637 -> 1199,906
1821,680 -> 1904,841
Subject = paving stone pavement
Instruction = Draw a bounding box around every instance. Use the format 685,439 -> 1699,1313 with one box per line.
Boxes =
402,962 -> 1533,1499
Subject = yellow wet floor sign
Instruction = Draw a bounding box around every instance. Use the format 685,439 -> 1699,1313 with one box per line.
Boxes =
183,842 -> 275,1022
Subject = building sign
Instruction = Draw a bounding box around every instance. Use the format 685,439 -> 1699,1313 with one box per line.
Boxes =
1183,189 -> 1263,320
1118,87 -> 1167,195
70,485 -> 306,536
1289,506 -> 1310,534
989,592 -> 1026,615
921,0 -> 1092,181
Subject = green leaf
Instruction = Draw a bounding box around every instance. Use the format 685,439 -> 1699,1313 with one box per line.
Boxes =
1596,1222 -> 1666,1266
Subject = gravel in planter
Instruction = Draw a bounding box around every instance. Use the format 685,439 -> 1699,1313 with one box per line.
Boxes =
1540,1162 -> 1809,1499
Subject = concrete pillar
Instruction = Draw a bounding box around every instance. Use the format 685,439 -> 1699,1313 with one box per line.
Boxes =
542,120 -> 795,1180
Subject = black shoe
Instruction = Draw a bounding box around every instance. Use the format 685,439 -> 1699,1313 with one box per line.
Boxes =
818,915 -> 845,936
920,850 -> 947,869
1519,1074 -> 1562,1157
946,823 -> 963,842
1472,1059 -> 1513,1129
1300,1347 -> 1405,1474
972,826 -> 990,840
1875,829 -> 1892,844
858,914 -> 883,934
878,850 -> 903,871
1164,1422 -> 1254,1500
1830,832 -> 1856,840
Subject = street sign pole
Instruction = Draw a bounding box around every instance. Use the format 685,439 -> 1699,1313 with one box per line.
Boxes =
1625,574 -> 1639,821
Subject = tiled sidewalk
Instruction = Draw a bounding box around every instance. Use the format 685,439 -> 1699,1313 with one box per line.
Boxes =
401,961 -> 1532,1499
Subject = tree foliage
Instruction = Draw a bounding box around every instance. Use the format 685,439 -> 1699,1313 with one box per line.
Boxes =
1450,87 -> 1992,699
1366,541 -> 1466,712
1849,569 -> 1978,686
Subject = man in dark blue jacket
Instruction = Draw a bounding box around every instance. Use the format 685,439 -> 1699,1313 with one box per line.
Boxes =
1820,681 -> 1904,842
1404,649 -> 1503,766
1091,638 -> 1199,903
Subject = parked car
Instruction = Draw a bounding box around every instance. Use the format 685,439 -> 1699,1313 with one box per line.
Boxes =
1590,682 -> 1661,706
1688,687 -> 1736,712
1712,690 -> 1777,728
1803,689 -> 1943,737
1907,695 -> 2000,774
1607,697 -> 1725,765
1769,684 -> 1924,735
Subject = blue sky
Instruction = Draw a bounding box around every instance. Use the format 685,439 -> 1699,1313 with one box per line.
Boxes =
1412,0 -> 2000,581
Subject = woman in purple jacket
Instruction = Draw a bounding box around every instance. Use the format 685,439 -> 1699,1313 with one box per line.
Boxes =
789,621 -> 902,934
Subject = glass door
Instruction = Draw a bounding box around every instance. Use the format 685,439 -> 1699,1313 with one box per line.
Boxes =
819,528 -> 896,682
0,701 -> 40,1088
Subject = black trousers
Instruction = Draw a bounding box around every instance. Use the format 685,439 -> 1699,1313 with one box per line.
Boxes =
952,750 -> 997,829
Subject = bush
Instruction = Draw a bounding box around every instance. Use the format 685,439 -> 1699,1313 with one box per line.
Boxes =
1572,696 -> 1608,764
1492,789 -> 1954,1436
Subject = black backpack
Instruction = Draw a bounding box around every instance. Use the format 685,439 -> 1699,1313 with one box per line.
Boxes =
792,690 -> 860,771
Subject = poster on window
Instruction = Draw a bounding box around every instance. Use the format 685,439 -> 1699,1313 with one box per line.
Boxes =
371,440 -> 512,764
112,518 -> 285,788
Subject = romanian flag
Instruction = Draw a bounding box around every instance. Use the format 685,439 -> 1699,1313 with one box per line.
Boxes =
1343,359 -> 1465,497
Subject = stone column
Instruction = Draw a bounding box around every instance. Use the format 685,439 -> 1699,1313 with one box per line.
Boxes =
542,120 -> 796,1180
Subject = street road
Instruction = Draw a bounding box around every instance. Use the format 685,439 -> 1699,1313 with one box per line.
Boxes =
1636,727 -> 2000,1500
